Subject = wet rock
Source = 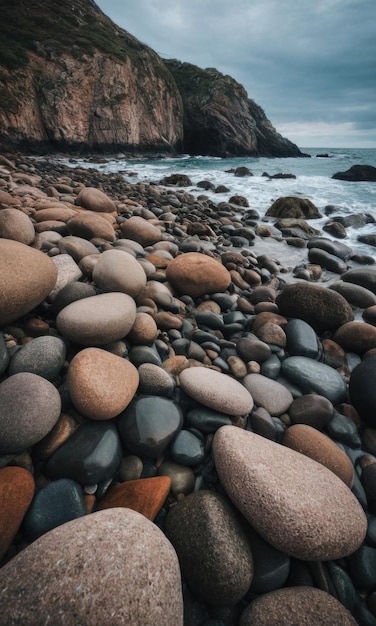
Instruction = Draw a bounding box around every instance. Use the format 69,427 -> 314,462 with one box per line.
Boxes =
281,356 -> 347,404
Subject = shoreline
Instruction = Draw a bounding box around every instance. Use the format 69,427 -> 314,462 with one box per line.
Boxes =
1,151 -> 376,624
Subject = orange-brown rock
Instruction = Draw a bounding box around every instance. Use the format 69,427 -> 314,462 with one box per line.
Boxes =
334,321 -> 376,355
126,312 -> 159,345
32,207 -> 78,222
283,424 -> 354,487
97,476 -> 171,521
0,239 -> 58,326
0,466 -> 35,560
67,212 -> 116,241
166,252 -> 231,298
252,311 -> 288,335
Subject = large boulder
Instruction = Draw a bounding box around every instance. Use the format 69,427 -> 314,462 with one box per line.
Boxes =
166,252 -> 231,298
266,197 -> 321,219
332,164 -> 376,181
0,508 -> 184,625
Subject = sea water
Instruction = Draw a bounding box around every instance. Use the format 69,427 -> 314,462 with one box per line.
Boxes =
58,147 -> 376,265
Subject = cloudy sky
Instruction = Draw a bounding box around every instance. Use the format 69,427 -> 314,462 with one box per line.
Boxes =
96,0 -> 376,149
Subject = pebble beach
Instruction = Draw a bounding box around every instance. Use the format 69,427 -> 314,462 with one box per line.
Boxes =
1,151 -> 376,624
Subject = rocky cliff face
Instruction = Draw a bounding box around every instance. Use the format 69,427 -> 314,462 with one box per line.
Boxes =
0,0 -> 184,154
165,60 -> 305,158
0,0 -> 304,157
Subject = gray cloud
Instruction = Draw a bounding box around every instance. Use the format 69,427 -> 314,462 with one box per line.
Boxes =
96,0 -> 376,147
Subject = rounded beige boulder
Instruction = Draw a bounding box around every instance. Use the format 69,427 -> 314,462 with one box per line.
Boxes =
67,348 -> 139,420
166,252 -> 231,298
75,186 -> 117,213
0,207 -> 35,244
239,586 -> 357,625
67,212 -> 116,241
120,216 -> 163,246
56,292 -> 136,346
179,366 -> 253,416
0,508 -> 184,626
0,239 -> 58,326
213,425 -> 367,561
92,248 -> 147,298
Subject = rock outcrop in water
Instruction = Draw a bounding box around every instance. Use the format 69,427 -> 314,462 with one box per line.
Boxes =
0,0 -> 304,157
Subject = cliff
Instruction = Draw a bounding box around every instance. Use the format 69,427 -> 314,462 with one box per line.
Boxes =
0,0 -> 304,157
164,60 -> 305,158
0,0 -> 184,154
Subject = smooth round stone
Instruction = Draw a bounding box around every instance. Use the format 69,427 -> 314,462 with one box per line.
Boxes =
260,354 -> 282,379
120,216 -> 163,245
97,476 -> 171,521
307,236 -> 353,260
127,312 -> 159,345
119,455 -> 143,482
56,292 -> 136,346
0,332 -> 10,375
243,374 -> 293,416
255,322 -> 286,349
239,587 -> 357,625
51,281 -> 96,315
9,336 -> 66,381
288,394 -> 334,430
117,395 -> 183,458
342,268 -> 376,294
334,321 -> 376,355
236,335 -> 271,363
281,356 -> 347,404
185,407 -> 232,432
58,235 -> 98,262
138,363 -> 175,397
308,247 -> 348,273
75,186 -> 117,213
22,478 -> 86,541
92,249 -> 147,298
349,354 -> 376,426
179,366 -> 253,416
0,508 -> 183,625
213,426 -> 367,560
170,430 -> 205,466
158,460 -> 196,497
0,466 -> 35,560
247,526 -> 290,594
0,239 -> 58,326
166,252 -> 231,298
327,561 -> 359,615
67,211 -> 116,241
0,207 -> 35,244
165,490 -> 253,606
45,422 -> 122,486
326,411 -> 361,447
129,345 -> 162,367
330,281 -> 376,309
285,318 -> 320,359
283,424 -> 354,486
67,348 -> 139,420
276,282 -> 354,333
0,372 -> 61,454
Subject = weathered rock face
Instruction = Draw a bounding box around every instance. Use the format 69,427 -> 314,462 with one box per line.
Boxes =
0,0 -> 184,154
0,2 -> 305,158
164,60 -> 306,158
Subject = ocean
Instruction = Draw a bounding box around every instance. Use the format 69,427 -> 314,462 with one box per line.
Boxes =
59,147 -> 376,266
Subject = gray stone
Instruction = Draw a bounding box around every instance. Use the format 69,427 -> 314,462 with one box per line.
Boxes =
349,354 -> 376,426
9,336 -> 66,381
342,268 -> 376,295
0,508 -> 183,625
0,332 -> 9,375
243,373 -> 293,416
0,372 -> 61,454
288,394 -> 334,430
170,430 -> 205,466
281,356 -> 347,404
165,490 -> 253,606
236,335 -> 271,363
49,253 -> 83,299
285,318 -> 320,359
330,281 -> 376,309
92,248 -> 147,298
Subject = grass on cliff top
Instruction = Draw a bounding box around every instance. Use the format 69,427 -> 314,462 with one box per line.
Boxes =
0,0 -> 148,70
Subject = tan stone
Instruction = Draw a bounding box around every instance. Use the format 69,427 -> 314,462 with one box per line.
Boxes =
67,211 -> 116,241
92,248 -> 147,298
127,312 -> 159,345
0,207 -> 35,244
67,347 -> 139,419
75,187 -> 117,213
0,239 -> 58,326
120,216 -> 163,246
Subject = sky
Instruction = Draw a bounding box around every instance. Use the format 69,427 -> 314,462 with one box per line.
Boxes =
95,0 -> 376,149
